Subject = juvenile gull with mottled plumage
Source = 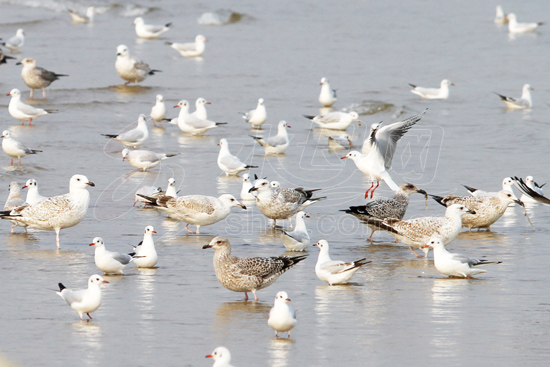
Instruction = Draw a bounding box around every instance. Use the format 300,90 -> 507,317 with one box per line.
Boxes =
202,236 -> 307,301
16,57 -> 67,98
342,183 -> 427,242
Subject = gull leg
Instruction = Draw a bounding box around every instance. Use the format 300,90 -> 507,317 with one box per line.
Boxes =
364,181 -> 374,199
29,89 -> 34,98
244,292 -> 248,301
368,230 -> 374,242
184,224 -> 194,234
18,158 -> 22,165
10,158 -> 13,165
409,246 -> 421,258
87,313 -> 92,319
196,225 -> 200,234
394,236 -> 398,243
252,290 -> 258,302
275,331 -> 279,339
288,331 -> 291,339
42,88 -> 46,98
56,228 -> 61,249
11,224 -> 15,233
29,118 -> 33,126
370,180 -> 380,198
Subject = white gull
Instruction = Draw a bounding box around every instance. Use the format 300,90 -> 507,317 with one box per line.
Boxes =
240,173 -> 255,201
56,274 -> 108,320
328,134 -> 353,150
281,211 -> 310,251
206,346 -> 234,367
150,94 -> 167,127
303,111 -> 360,130
22,179 -> 47,205
134,17 -> 171,39
1,29 -> 24,51
463,177 -> 515,197
173,100 -> 224,135
8,88 -> 56,125
520,176 -> 545,204
241,98 -> 267,127
191,97 -> 210,120
1,130 -> 42,165
313,239 -> 370,285
251,120 -> 291,155
115,45 -> 160,84
122,148 -> 178,171
495,6 -> 508,25
102,114 -> 149,148
507,13 -> 544,34
90,237 -> 136,275
409,79 -> 454,99
495,84 -> 533,110
68,7 -> 95,23
319,77 -> 337,107
166,35 -> 207,57
133,226 -> 158,268
268,291 -> 297,339
218,138 -> 257,175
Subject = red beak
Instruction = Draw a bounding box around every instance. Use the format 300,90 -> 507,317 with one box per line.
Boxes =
89,243 -> 94,246
341,156 -> 348,159
152,230 -> 157,233
205,355 -> 213,359
102,280 -> 109,283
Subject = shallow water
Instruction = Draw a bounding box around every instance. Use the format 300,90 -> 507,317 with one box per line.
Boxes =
1,0 -> 550,366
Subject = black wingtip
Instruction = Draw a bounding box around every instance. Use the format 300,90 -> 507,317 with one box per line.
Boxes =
58,283 -> 66,291
165,22 -> 172,27
408,83 -> 417,88
246,165 -> 259,169
303,114 -> 315,120
149,69 -> 162,75
462,184 -> 478,193
215,122 -> 228,126
428,194 -> 446,206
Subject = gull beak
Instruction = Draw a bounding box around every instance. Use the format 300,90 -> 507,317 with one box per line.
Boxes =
102,280 -> 109,283
22,185 -> 28,189
204,39 -> 209,42
239,204 -> 247,210
6,93 -> 11,96
305,214 -> 310,218
89,243 -> 95,246
421,244 -> 430,249
116,52 -> 121,56
356,119 -> 362,126
152,230 -> 157,233
341,155 -> 348,159
202,244 -> 212,249
15,61 -> 22,65
313,242 -> 319,247
286,298 -> 291,301
417,189 -> 428,196
248,187 -> 258,193
515,199 -> 525,207
205,101 -> 211,104
467,209 -> 476,214
205,354 -> 213,359
122,157 -> 126,161
173,105 -> 179,108
287,125 -> 291,128
87,182 -> 95,187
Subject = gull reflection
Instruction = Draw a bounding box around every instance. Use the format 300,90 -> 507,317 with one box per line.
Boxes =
268,338 -> 295,367
71,322 -> 103,367
214,301 -> 271,337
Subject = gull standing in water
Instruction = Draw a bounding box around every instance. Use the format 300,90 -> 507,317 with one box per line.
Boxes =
494,6 -> 508,25
56,274 -> 108,321
241,98 -> 267,128
166,35 -> 207,57
102,114 -> 149,148
0,174 -> 94,248
191,97 -> 210,120
115,45 -> 160,84
429,190 -> 523,230
507,13 -> 544,34
409,79 -> 454,99
319,77 -> 337,107
313,240 -> 371,285
68,7 -> 95,23
495,84 -> 533,110
250,120 -> 291,155
89,237 -> 137,275
134,185 -> 163,206
343,109 -> 426,198
422,238 -> 501,278
4,181 -> 26,232
202,236 -> 307,301
173,100 -> 225,135
150,94 -> 168,127
328,134 -> 353,150
133,17 -> 171,39
281,211 -> 310,251
240,173 -> 256,201
249,179 -> 325,227
217,138 -> 257,175
8,88 -> 56,125
360,204 -> 474,257
133,226 -> 158,268
1,29 -> 25,52
22,179 -> 47,205
268,291 -> 297,338
463,177 -> 515,197
122,149 -> 178,171
16,58 -> 68,98
1,130 -> 42,165
341,183 -> 427,242
303,111 -> 360,130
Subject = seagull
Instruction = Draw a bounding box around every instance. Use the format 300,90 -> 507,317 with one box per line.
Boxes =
7,88 -> 57,125
16,58 -> 68,98
241,98 -> 267,128
173,100 -> 225,135
1,130 -> 42,165
68,7 -> 95,23
4,181 -> 25,211
0,174 -> 94,248
166,35 -> 207,57
507,13 -> 544,33
268,291 -> 297,338
164,177 -> 178,197
1,29 -> 24,51
115,45 -> 160,84
133,226 -> 158,268
56,274 -> 108,320
360,204 -> 474,257
217,138 -> 257,176
22,179 -> 47,205
205,346 -> 234,367
139,194 -> 246,234
240,173 -> 256,201
495,84 -> 533,110
0,48 -> 15,65
202,236 -> 307,301
251,120 -> 291,155
3,181 -> 26,232
409,79 -> 454,99
102,114 -> 149,148
249,179 -> 325,227
422,238 -> 501,278
121,148 -> 178,171
463,177 -> 515,197
341,183 -> 428,242
90,237 -> 137,275
281,211 -> 310,251
495,5 -> 508,24
513,176 -> 550,205
134,17 -> 171,39
150,94 -> 168,127
319,77 -> 337,107
191,97 -> 210,120
303,111 -> 360,130
328,134 -> 353,150
134,185 -> 163,206
520,176 -> 545,204
313,240 -> 371,285
429,190 -> 523,230
343,109 -> 426,198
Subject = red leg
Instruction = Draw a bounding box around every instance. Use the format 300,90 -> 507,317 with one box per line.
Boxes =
29,118 -> 33,126
364,182 -> 374,199
244,292 -> 249,301
87,313 -> 92,319
370,181 -> 380,198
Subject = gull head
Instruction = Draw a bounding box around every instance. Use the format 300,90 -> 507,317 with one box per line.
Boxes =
70,174 -> 95,189
242,173 -> 250,183
133,17 -> 144,26
274,291 -> 291,304
196,35 -> 207,43
320,77 -> 328,85
506,13 -> 517,22
399,183 -> 427,196
202,236 -> 230,250
174,100 -> 189,109
502,177 -> 514,189
7,88 -> 20,97
422,237 -> 444,250
116,45 -> 129,57
156,94 -> 164,102
497,190 -> 523,207
442,79 -> 454,87
88,274 -> 109,286
279,120 -> 290,129
258,98 -> 264,105
196,97 -> 210,106
218,138 -> 228,147
89,237 -> 104,248
205,346 -> 231,364
23,178 -> 37,189
1,130 -> 11,139
121,148 -> 130,161
218,194 -> 247,210
523,84 -> 533,92
168,177 -> 176,186
447,204 -> 475,217
341,151 -> 361,160
313,239 -> 329,251
296,211 -> 310,220
15,57 -> 35,67
144,225 -> 157,235
249,178 -> 270,193
525,176 -> 534,184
